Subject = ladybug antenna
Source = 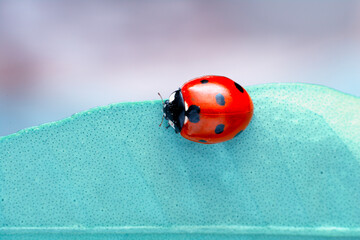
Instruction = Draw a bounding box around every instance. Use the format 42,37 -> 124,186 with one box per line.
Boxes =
158,92 -> 165,127
158,92 -> 164,105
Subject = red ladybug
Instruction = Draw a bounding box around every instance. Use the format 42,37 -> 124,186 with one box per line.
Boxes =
162,75 -> 253,144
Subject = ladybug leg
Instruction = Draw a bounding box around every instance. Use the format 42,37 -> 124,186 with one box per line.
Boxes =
166,124 -> 171,129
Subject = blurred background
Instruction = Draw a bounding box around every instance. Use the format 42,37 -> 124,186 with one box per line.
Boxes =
0,1 -> 359,136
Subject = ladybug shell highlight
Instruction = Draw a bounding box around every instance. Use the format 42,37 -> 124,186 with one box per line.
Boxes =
163,75 -> 253,144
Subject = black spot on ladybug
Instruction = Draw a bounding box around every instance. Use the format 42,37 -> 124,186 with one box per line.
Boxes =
186,105 -> 200,123
200,79 -> 208,84
215,124 -> 225,134
234,82 -> 244,93
199,140 -> 207,143
215,93 -> 225,106
234,130 -> 243,138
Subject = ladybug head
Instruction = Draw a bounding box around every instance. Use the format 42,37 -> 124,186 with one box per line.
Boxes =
163,89 -> 185,133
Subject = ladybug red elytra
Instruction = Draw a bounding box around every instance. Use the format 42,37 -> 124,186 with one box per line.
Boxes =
162,75 -> 254,144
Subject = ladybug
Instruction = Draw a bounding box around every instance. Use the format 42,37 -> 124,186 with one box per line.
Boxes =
161,75 -> 253,144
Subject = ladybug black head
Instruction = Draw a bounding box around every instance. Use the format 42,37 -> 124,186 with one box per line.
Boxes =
163,89 -> 185,133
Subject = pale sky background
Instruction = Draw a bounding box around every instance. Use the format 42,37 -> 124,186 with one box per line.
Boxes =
0,1 -> 360,136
